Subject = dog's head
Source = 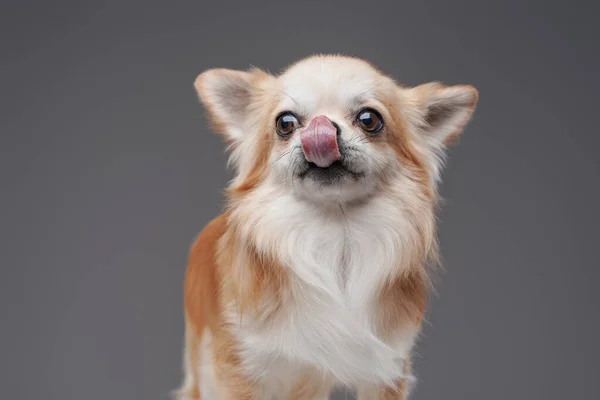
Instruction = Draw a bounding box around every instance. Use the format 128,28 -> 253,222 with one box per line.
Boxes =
194,55 -> 477,206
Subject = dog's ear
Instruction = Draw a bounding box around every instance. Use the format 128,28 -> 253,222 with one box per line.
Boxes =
408,82 -> 478,146
404,82 -> 478,179
194,67 -> 272,144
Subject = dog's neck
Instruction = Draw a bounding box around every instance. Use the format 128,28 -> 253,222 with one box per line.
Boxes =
228,186 -> 435,294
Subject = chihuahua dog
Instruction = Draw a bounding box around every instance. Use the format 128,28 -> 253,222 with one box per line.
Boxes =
175,55 -> 478,399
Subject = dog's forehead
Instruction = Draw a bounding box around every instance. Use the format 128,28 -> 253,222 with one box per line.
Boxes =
277,57 -> 383,112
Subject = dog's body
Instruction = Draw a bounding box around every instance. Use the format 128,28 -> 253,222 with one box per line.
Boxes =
175,55 -> 478,399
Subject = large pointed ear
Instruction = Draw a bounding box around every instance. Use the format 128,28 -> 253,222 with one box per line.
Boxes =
405,82 -> 478,179
193,67 -> 271,144
408,82 -> 478,146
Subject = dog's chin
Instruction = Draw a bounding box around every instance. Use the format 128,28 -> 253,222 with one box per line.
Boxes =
294,161 -> 376,205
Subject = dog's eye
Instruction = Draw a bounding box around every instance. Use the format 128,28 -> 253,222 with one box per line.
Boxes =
276,112 -> 299,137
357,109 -> 384,133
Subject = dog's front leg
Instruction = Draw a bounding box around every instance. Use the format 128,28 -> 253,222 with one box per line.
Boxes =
355,358 -> 415,400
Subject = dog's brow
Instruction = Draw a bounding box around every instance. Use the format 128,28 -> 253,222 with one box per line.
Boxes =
356,80 -> 384,99
348,92 -> 373,111
274,88 -> 299,106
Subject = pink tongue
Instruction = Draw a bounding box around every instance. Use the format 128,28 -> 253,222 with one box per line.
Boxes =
299,115 -> 341,168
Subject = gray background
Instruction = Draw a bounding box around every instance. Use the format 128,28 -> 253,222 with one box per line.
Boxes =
1,1 -> 599,399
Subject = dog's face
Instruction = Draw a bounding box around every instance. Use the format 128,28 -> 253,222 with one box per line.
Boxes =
194,55 -> 477,206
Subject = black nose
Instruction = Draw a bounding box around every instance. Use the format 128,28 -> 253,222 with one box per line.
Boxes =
331,121 -> 341,136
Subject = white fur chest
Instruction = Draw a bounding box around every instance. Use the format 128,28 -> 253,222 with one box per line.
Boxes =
228,192 -> 421,389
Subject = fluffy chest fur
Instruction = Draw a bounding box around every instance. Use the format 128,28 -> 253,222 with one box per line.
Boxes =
225,191 -> 427,388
